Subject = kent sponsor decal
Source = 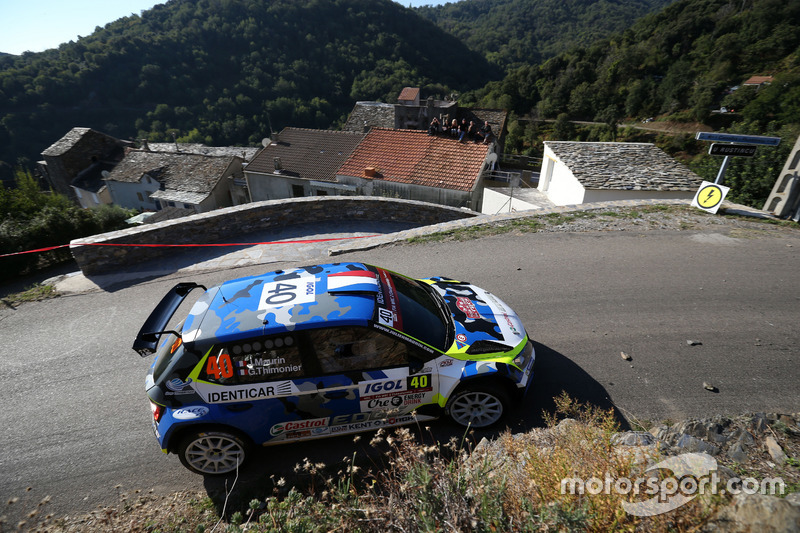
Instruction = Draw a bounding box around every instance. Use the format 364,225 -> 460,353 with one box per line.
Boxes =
329,414 -> 418,434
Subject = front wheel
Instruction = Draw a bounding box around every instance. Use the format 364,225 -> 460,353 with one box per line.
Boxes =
178,430 -> 250,475
445,386 -> 509,428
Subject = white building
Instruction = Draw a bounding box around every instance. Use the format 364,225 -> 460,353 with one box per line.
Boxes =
538,142 -> 703,206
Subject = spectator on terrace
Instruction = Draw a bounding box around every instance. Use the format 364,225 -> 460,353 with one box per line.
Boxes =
458,118 -> 469,142
478,121 -> 493,144
428,117 -> 441,136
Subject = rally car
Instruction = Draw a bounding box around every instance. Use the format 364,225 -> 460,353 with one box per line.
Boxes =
134,263 -> 535,475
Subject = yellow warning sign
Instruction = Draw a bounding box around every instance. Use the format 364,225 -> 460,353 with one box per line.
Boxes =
692,181 -> 730,214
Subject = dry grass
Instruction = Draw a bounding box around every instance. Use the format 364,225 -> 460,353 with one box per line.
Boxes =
16,395 -> 796,532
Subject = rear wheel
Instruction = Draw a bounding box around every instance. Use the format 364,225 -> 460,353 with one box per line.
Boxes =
445,385 -> 509,428
178,430 -> 250,475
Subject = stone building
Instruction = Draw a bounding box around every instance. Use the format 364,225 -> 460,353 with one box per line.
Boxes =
538,142 -> 703,206
39,127 -> 133,203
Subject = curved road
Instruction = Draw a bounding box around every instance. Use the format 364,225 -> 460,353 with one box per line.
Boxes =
1,219 -> 799,524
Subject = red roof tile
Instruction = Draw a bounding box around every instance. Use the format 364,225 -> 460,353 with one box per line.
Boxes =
398,87 -> 420,102
337,129 -> 490,192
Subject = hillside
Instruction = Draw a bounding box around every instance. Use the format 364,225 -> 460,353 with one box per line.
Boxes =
462,0 -> 800,207
468,0 -> 800,124
416,0 -> 674,69
0,0 -> 496,183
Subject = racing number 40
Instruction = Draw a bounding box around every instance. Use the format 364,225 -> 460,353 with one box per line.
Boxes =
409,375 -> 429,389
207,353 -> 234,379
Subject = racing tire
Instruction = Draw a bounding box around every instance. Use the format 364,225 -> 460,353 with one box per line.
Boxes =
445,385 -> 510,428
178,430 -> 251,476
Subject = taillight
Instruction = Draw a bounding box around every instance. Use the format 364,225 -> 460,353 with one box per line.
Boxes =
150,401 -> 165,423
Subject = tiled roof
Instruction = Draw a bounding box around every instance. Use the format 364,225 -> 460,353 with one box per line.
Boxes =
459,109 -> 508,136
105,151 -> 235,195
343,102 -> 396,132
743,75 -> 773,85
42,127 -> 132,157
337,129 -> 490,192
245,128 -> 366,182
146,143 -> 259,161
545,142 -> 702,191
398,87 -> 420,101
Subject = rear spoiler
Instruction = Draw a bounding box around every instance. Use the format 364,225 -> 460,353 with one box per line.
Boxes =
132,282 -> 206,357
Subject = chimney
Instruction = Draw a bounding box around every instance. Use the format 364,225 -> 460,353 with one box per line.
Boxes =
141,139 -> 150,151
364,166 -> 377,178
274,157 -> 283,173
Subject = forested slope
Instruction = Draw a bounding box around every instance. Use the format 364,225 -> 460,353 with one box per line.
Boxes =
0,0 -> 496,181
415,0 -> 674,69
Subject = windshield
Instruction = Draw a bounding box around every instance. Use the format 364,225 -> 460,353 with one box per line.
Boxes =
384,271 -> 451,352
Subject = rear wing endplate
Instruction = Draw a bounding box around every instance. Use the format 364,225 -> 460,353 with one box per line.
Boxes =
132,282 -> 205,357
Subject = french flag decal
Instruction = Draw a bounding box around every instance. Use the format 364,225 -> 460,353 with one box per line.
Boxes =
327,270 -> 380,292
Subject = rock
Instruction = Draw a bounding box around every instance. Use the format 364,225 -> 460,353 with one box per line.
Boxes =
612,431 -> 655,446
621,351 -> 632,361
675,433 -> 719,455
704,382 -> 719,392
764,436 -> 787,464
688,339 -> 703,346
649,425 -> 671,441
704,493 -> 800,533
749,414 -> 769,434
727,442 -> 749,464
786,493 -> 800,507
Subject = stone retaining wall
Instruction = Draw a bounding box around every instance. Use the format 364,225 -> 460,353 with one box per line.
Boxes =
69,197 -> 477,276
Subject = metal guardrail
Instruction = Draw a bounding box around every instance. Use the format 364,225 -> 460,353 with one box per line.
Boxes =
498,153 -> 543,169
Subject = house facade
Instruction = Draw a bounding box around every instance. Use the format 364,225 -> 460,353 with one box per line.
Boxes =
538,142 -> 703,206
336,128 -> 493,211
244,128 -> 367,201
343,87 -> 508,151
39,127 -> 133,203
103,151 -> 245,213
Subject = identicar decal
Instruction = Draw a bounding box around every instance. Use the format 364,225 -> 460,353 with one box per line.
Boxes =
193,380 -> 296,404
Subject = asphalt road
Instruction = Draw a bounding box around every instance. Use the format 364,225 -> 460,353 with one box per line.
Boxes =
2,220 -> 799,524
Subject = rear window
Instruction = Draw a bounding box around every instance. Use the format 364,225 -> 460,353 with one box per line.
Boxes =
152,335 -> 193,382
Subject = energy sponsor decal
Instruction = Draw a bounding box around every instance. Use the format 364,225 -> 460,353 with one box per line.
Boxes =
271,417 -> 329,436
194,380 -> 295,404
359,375 -> 433,410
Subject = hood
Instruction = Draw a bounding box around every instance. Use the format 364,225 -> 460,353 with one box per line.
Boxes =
427,279 -> 526,351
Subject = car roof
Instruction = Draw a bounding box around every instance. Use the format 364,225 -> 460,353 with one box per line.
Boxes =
181,263 -> 380,350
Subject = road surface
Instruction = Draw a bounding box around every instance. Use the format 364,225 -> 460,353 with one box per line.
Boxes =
1,220 -> 798,524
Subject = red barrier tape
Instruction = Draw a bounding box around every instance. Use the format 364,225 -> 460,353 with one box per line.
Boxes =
0,234 -> 380,259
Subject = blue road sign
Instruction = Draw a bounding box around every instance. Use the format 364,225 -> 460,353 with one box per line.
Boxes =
695,132 -> 781,146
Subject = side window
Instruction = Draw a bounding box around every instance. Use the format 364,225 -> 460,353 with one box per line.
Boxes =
309,327 -> 409,374
201,334 -> 305,384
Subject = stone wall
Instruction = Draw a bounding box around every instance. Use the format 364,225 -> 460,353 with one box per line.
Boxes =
70,197 -> 477,276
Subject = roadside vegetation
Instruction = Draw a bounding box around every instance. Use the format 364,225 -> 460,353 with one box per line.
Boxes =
0,169 -> 134,281
14,393 -> 797,532
406,204 -> 797,245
